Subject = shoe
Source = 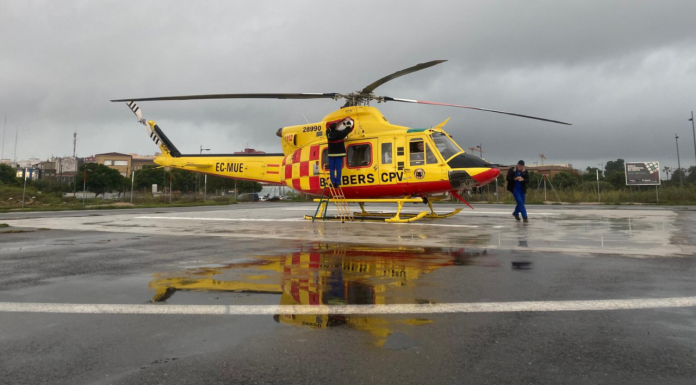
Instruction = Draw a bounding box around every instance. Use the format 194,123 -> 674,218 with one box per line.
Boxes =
513,214 -> 520,221
523,217 -> 529,223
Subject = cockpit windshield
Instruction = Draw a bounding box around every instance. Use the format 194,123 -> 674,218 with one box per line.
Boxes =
431,132 -> 462,160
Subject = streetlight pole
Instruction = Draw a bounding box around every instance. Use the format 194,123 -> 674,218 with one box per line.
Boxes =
596,169 -> 600,203
21,168 -> 27,208
198,145 -> 210,199
690,111 -> 696,165
676,134 -> 683,188
131,170 -> 135,203
82,169 -> 86,206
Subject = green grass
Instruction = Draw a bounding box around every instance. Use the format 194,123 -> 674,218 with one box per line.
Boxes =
0,199 -> 237,213
0,185 -> 242,212
0,223 -> 8,228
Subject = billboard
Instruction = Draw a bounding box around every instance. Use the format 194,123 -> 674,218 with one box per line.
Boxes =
625,162 -> 660,186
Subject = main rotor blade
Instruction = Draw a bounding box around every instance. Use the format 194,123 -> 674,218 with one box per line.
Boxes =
111,93 -> 338,102
383,97 -> 572,125
360,60 -> 447,95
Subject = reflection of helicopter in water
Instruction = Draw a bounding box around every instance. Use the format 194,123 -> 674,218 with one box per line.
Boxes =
149,243 -> 494,346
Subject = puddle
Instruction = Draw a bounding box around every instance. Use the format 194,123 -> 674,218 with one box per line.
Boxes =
149,243 -> 492,347
383,332 -> 419,350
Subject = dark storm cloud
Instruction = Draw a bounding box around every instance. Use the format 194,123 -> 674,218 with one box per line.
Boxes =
2,0 -> 696,171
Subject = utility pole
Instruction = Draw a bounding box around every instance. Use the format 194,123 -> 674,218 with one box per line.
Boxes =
82,170 -> 86,206
21,168 -> 27,208
58,157 -> 63,189
204,174 -> 207,201
494,175 -> 499,202
596,169 -> 601,203
197,145 -> 210,199
73,131 -> 77,158
690,111 -> 696,165
676,134 -> 683,188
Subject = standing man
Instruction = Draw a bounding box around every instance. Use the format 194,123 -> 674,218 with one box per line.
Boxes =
326,117 -> 354,187
506,160 -> 529,222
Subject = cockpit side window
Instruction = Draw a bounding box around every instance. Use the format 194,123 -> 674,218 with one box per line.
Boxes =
431,132 -> 461,161
425,144 -> 438,164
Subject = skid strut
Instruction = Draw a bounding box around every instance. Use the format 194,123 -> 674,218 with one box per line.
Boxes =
307,191 -> 468,223
307,184 -> 353,223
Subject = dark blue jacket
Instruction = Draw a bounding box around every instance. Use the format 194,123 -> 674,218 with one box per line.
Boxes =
506,167 -> 529,193
326,126 -> 353,157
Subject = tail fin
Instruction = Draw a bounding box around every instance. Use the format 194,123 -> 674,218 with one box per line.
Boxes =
147,120 -> 181,157
122,101 -> 181,158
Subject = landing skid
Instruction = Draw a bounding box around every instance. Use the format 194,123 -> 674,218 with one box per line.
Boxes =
305,196 -> 464,224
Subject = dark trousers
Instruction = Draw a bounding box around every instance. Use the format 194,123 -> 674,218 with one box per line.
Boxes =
513,188 -> 527,218
329,157 -> 343,186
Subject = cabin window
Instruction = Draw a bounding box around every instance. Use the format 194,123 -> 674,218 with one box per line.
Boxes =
321,148 -> 329,171
346,144 -> 372,168
381,143 -> 393,164
409,139 -> 425,166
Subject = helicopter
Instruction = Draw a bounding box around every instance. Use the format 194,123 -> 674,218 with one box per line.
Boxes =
112,60 -> 570,223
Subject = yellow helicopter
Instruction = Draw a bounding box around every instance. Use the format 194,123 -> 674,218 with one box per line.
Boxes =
113,60 -> 570,222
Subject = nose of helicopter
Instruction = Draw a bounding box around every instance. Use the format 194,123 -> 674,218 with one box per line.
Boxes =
448,167 -> 500,190
446,152 -> 500,189
468,168 -> 500,184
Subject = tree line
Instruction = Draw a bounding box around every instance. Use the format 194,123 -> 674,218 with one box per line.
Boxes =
529,159 -> 696,191
0,163 -> 262,196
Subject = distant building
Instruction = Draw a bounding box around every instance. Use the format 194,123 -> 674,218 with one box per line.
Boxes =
495,163 -> 577,179
93,153 -> 158,176
16,168 -> 41,180
51,156 -> 80,173
129,153 -> 156,171
16,158 -> 41,169
34,157 -> 80,184
95,152 -> 132,176
37,161 -> 56,180
234,148 -> 265,154
83,156 -> 96,164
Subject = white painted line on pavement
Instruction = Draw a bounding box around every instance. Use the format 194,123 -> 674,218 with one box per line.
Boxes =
2,297 -> 695,315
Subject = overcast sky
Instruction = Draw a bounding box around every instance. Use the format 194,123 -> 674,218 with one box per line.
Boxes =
2,0 -> 696,173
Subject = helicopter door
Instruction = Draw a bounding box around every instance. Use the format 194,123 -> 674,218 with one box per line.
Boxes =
406,136 -> 438,187
379,137 -> 407,193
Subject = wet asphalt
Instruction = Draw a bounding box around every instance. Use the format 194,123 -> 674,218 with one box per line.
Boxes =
1,204 -> 696,384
